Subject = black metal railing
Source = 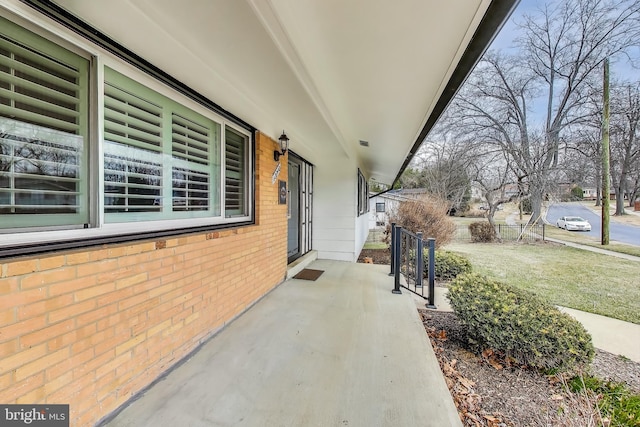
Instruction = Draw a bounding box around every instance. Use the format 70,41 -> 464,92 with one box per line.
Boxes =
389,223 -> 436,308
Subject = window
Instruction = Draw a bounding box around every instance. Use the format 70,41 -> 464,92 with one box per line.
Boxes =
357,168 -> 368,216
0,16 -> 89,230
0,16 -> 253,243
376,202 -> 385,213
103,68 -> 228,222
103,68 -> 252,224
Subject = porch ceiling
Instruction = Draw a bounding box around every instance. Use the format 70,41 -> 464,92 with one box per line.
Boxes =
50,0 -> 515,185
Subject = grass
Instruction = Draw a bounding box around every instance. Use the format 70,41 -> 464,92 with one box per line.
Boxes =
444,241 -> 640,324
568,375 -> 640,426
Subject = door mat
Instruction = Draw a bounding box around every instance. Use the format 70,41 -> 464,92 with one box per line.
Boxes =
293,269 -> 325,281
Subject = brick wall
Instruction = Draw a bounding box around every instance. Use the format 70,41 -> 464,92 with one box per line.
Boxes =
0,132 -> 288,426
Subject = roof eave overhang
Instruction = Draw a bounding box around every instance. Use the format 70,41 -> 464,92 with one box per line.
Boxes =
391,0 -> 520,188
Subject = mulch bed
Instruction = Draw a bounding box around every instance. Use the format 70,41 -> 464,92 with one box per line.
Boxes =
358,248 -> 391,265
420,309 -> 640,426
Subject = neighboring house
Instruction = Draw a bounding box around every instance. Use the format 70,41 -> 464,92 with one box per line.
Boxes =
471,181 -> 521,201
368,189 -> 429,229
583,188 -> 598,200
0,1 -> 515,425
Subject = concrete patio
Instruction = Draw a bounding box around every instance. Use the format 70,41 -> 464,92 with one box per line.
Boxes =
101,260 -> 461,427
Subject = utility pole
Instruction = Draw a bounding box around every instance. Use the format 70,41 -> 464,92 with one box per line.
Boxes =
601,58 -> 610,246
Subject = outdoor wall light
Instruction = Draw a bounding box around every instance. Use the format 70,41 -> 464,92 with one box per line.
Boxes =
274,130 -> 289,161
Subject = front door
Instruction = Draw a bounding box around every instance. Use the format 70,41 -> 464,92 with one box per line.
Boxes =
287,153 -> 313,264
287,159 -> 300,261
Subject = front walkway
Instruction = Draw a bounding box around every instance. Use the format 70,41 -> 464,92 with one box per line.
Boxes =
103,260 -> 461,427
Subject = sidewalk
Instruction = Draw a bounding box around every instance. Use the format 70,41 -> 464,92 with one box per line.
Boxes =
427,288 -> 640,363
544,237 -> 640,262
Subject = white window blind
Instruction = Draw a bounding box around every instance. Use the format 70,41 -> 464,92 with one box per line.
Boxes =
104,82 -> 163,213
225,126 -> 247,217
0,17 -> 88,229
171,113 -> 210,211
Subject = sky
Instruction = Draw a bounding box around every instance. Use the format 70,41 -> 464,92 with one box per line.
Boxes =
488,0 -> 639,82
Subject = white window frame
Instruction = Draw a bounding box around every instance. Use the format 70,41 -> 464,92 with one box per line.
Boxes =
0,9 -> 255,250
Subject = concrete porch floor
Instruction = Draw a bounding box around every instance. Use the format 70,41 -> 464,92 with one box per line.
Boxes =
103,260 -> 461,427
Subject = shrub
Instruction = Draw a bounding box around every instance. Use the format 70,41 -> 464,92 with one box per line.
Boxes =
424,250 -> 472,280
448,273 -> 594,371
468,221 -> 496,242
387,195 -> 456,248
571,186 -> 584,201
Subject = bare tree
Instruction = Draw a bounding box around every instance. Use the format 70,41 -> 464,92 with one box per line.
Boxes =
469,148 -> 516,239
402,125 -> 474,214
610,82 -> 640,214
451,52 -> 556,222
518,0 -> 640,166
444,0 -> 640,223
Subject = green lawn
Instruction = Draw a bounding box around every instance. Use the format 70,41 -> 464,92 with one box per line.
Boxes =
445,241 -> 640,324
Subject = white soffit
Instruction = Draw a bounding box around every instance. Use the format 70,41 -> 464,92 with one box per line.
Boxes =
48,0 -> 493,184
250,0 -> 492,184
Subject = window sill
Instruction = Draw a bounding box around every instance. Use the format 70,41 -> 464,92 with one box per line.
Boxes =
0,219 -> 254,260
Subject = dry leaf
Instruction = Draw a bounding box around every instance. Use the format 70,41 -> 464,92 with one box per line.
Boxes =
459,377 -> 475,391
550,394 -> 564,401
437,330 -> 447,340
487,358 -> 503,370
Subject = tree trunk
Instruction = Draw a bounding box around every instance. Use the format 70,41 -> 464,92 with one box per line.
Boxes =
529,190 -> 544,224
486,209 -> 502,242
615,188 -> 626,215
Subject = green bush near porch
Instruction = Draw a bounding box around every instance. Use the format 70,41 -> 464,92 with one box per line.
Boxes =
424,250 -> 472,281
448,273 -> 594,371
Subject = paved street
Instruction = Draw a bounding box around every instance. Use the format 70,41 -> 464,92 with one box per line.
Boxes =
546,202 -> 640,245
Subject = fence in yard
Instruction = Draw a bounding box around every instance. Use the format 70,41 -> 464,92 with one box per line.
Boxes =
454,223 -> 546,242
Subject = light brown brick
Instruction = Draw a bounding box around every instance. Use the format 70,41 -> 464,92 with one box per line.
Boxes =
4,259 -> 38,277
65,251 -> 91,266
20,266 -> 76,290
115,272 -> 148,290
75,303 -> 117,328
76,259 -> 118,278
46,347 -> 95,381
38,255 -> 66,271
15,347 -> 70,381
48,299 -> 96,324
17,294 -> 74,321
20,318 -> 75,349
5,371 -> 45,403
95,352 -> 130,380
0,287 -> 46,311
43,370 -> 73,396
68,350 -> 110,385
1,315 -> 47,342
0,343 -> 47,375
0,276 -> 18,294
74,282 -> 116,302
49,275 -> 97,297
115,333 -> 146,356
0,307 -> 15,325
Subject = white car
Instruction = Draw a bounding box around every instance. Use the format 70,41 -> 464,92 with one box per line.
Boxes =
556,216 -> 592,231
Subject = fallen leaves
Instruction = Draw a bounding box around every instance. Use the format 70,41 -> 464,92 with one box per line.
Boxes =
427,323 -> 511,427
